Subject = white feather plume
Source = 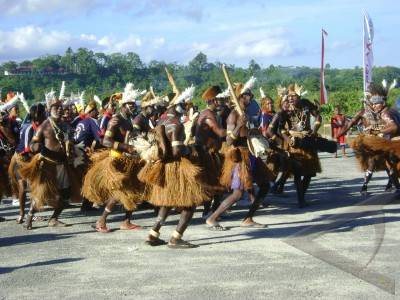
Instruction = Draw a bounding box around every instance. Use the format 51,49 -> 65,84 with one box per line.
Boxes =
241,76 -> 257,94
93,95 -> 102,106
17,92 -> 29,112
79,91 -> 85,107
59,81 -> 66,100
259,87 -> 266,99
382,79 -> 388,90
45,89 -> 56,108
216,88 -> 230,99
176,85 -> 195,104
389,79 -> 397,91
0,93 -> 19,112
301,90 -> 308,97
121,83 -> 146,105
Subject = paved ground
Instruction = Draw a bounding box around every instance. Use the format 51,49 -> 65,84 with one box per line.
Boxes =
1,151 -> 399,299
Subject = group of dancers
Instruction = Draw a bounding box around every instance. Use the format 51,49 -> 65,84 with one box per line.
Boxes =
0,67 -> 399,248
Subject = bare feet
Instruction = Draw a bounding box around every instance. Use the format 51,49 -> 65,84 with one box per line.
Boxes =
48,218 -> 68,227
145,235 -> 167,246
240,218 -> 267,228
92,221 -> 111,233
23,214 -> 33,230
16,215 -> 24,224
168,237 -> 198,249
120,222 -> 142,230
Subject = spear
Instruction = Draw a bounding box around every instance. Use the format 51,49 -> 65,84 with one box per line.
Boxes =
150,86 -> 156,98
165,67 -> 180,97
221,64 -> 244,116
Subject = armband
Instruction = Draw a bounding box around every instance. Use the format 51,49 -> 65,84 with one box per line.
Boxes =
171,141 -> 184,147
227,130 -> 237,140
105,130 -> 113,137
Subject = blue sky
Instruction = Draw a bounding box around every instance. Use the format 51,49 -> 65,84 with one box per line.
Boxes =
0,0 -> 398,68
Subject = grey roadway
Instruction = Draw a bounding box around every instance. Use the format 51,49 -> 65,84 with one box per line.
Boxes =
0,151 -> 399,299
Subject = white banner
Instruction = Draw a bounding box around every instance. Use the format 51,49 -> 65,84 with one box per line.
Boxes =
363,12 -> 374,95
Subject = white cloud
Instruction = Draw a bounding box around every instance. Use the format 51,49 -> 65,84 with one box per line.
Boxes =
0,26 -> 169,61
191,28 -> 298,63
0,0 -> 104,15
0,26 -> 74,60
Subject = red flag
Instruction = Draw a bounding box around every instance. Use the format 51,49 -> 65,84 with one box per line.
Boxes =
320,29 -> 328,105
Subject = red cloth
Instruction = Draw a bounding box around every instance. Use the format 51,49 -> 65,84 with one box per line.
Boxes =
331,114 -> 346,145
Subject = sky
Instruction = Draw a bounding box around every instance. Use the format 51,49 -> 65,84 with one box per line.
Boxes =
0,0 -> 398,68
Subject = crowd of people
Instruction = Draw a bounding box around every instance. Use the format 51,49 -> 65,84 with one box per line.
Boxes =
0,69 -> 399,249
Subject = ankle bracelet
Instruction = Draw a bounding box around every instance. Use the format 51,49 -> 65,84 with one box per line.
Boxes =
172,230 -> 182,240
149,229 -> 160,238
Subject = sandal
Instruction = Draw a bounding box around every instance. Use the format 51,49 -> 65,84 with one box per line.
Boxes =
207,223 -> 227,231
167,238 -> 198,249
32,215 -> 46,222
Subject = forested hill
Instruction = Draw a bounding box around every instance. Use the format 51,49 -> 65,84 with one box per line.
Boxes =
1,48 -> 399,117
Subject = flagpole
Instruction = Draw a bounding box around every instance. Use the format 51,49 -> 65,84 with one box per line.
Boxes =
363,12 -> 374,97
320,29 -> 328,105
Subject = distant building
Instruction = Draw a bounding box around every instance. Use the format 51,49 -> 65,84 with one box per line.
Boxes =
4,66 -> 67,76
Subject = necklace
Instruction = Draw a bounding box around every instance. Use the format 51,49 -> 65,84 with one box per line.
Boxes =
49,118 -> 66,149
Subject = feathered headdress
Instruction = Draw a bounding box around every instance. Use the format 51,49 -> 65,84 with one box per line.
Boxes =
215,88 -> 230,99
382,79 -> 397,95
259,87 -> 266,99
287,83 -> 308,97
0,92 -> 19,112
202,86 -> 222,101
241,76 -> 256,95
59,81 -> 66,100
45,89 -> 59,109
168,85 -> 195,108
93,95 -> 102,107
276,85 -> 288,110
17,92 -> 29,113
120,83 -> 146,107
277,85 -> 287,98
234,76 -> 257,98
369,79 -> 397,104
175,85 -> 196,104
141,90 -> 168,108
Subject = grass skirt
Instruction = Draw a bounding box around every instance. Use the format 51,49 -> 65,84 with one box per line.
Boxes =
350,134 -> 388,172
138,157 -> 212,208
19,154 -> 80,210
82,150 -> 144,211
